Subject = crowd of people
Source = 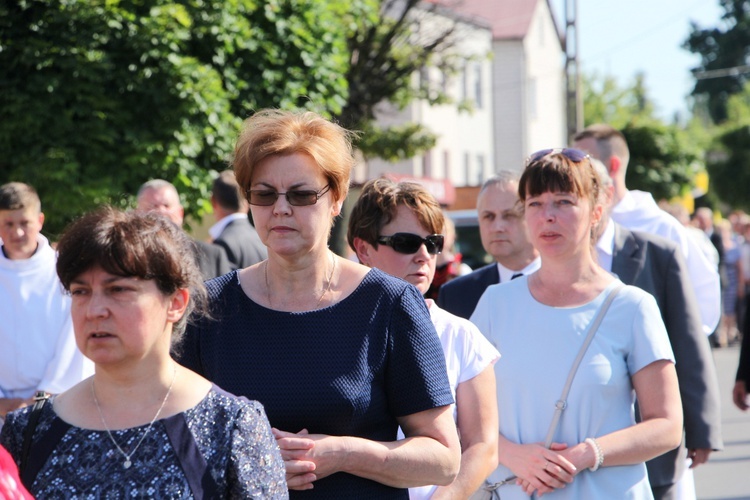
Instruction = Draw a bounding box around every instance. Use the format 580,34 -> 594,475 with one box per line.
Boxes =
0,110 -> 743,499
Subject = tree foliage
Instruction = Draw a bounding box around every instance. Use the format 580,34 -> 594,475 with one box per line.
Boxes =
621,123 -> 701,201
337,0 -> 469,159
700,81 -> 750,210
582,71 -> 658,129
0,0 -> 349,236
582,72 -> 701,201
706,125 -> 750,210
684,0 -> 750,124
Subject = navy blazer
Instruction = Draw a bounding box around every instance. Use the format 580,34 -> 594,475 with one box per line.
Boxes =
612,224 -> 723,488
436,263 -> 499,320
738,316 -> 750,389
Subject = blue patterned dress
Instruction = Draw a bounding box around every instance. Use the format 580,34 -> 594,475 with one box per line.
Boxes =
0,386 -> 288,498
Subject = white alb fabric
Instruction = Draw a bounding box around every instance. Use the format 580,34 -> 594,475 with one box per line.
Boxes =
595,219 -> 616,272
404,300 -> 500,500
0,235 -> 93,399
611,190 -> 721,334
471,277 -> 674,500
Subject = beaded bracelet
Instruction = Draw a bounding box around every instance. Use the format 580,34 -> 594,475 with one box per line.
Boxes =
585,437 -> 604,471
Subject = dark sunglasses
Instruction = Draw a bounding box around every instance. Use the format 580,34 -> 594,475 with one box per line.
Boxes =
377,233 -> 444,255
526,148 -> 589,165
247,184 -> 331,207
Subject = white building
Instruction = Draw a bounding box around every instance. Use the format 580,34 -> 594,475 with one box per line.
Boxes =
359,4 -> 495,195
362,0 -> 568,191
454,0 -> 567,173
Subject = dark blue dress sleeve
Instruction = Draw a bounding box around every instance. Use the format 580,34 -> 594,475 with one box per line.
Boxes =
385,284 -> 453,417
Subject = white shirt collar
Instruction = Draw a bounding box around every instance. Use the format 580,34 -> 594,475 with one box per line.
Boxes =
209,212 -> 248,240
496,256 -> 541,283
595,219 -> 616,272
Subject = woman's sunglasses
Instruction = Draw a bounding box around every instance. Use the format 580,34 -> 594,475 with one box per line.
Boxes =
377,233 -> 444,255
526,148 -> 589,165
246,185 -> 331,207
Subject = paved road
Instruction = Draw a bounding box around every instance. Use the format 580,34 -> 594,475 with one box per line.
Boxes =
694,345 -> 750,500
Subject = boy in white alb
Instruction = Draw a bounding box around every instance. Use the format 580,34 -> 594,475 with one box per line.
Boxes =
0,182 -> 92,424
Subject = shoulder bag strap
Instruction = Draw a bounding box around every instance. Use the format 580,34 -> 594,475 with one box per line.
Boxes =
19,391 -> 49,474
543,283 -> 624,447
478,283 -> 625,494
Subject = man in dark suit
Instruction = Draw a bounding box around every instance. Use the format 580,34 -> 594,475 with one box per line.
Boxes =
437,171 -> 539,319
593,160 -> 723,500
734,323 -> 750,410
137,180 -> 231,280
209,170 -> 266,270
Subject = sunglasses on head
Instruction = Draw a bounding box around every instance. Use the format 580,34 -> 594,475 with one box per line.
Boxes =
377,233 -> 444,255
246,184 -> 331,207
526,148 -> 589,165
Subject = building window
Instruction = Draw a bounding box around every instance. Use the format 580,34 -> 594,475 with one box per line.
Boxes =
476,154 -> 485,185
442,150 -> 450,179
419,66 -> 429,92
461,63 -> 468,101
474,64 -> 483,109
423,150 -> 433,178
528,78 -> 537,120
463,152 -> 470,185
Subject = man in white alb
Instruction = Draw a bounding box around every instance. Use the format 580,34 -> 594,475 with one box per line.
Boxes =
0,182 -> 92,425
574,124 -> 721,335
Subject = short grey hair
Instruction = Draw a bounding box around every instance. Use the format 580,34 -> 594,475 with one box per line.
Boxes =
137,179 -> 178,201
479,170 -> 520,196
589,158 -> 612,189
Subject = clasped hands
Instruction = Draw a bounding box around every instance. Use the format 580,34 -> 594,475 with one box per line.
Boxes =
273,428 -> 344,491
504,441 -> 584,497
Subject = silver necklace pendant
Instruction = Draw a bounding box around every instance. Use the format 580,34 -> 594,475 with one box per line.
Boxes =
123,459 -> 132,469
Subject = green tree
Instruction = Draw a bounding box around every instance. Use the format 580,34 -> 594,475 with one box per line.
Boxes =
0,0 -> 350,236
701,81 -> 750,210
581,72 -> 702,201
684,0 -> 750,124
337,0 -> 470,160
705,126 -> 750,211
582,71 -> 658,128
621,123 -> 701,201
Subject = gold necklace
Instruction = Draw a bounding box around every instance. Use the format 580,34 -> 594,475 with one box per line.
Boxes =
91,364 -> 177,469
265,252 -> 336,310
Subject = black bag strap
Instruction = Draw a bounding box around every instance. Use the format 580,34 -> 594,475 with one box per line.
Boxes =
21,415 -> 70,489
19,391 -> 49,475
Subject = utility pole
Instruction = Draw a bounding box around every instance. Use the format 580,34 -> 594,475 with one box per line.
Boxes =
564,0 -> 582,141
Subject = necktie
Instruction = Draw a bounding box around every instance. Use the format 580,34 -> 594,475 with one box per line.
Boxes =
510,273 -> 523,280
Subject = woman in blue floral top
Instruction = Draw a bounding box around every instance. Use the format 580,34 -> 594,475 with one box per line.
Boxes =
0,207 -> 287,499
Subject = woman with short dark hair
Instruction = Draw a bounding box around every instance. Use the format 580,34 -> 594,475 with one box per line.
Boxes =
0,207 -> 287,498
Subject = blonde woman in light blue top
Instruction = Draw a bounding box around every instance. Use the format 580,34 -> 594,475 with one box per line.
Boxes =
471,149 -> 682,499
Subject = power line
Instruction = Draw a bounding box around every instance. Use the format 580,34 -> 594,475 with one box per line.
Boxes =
693,65 -> 750,80
583,0 -> 711,65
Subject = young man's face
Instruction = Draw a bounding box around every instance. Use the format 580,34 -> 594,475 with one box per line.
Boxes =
0,207 -> 44,260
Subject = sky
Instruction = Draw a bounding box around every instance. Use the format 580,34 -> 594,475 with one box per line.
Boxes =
549,0 -> 725,121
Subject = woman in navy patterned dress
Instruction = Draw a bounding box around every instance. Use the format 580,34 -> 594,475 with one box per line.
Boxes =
176,109 -> 461,498
0,208 -> 287,498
